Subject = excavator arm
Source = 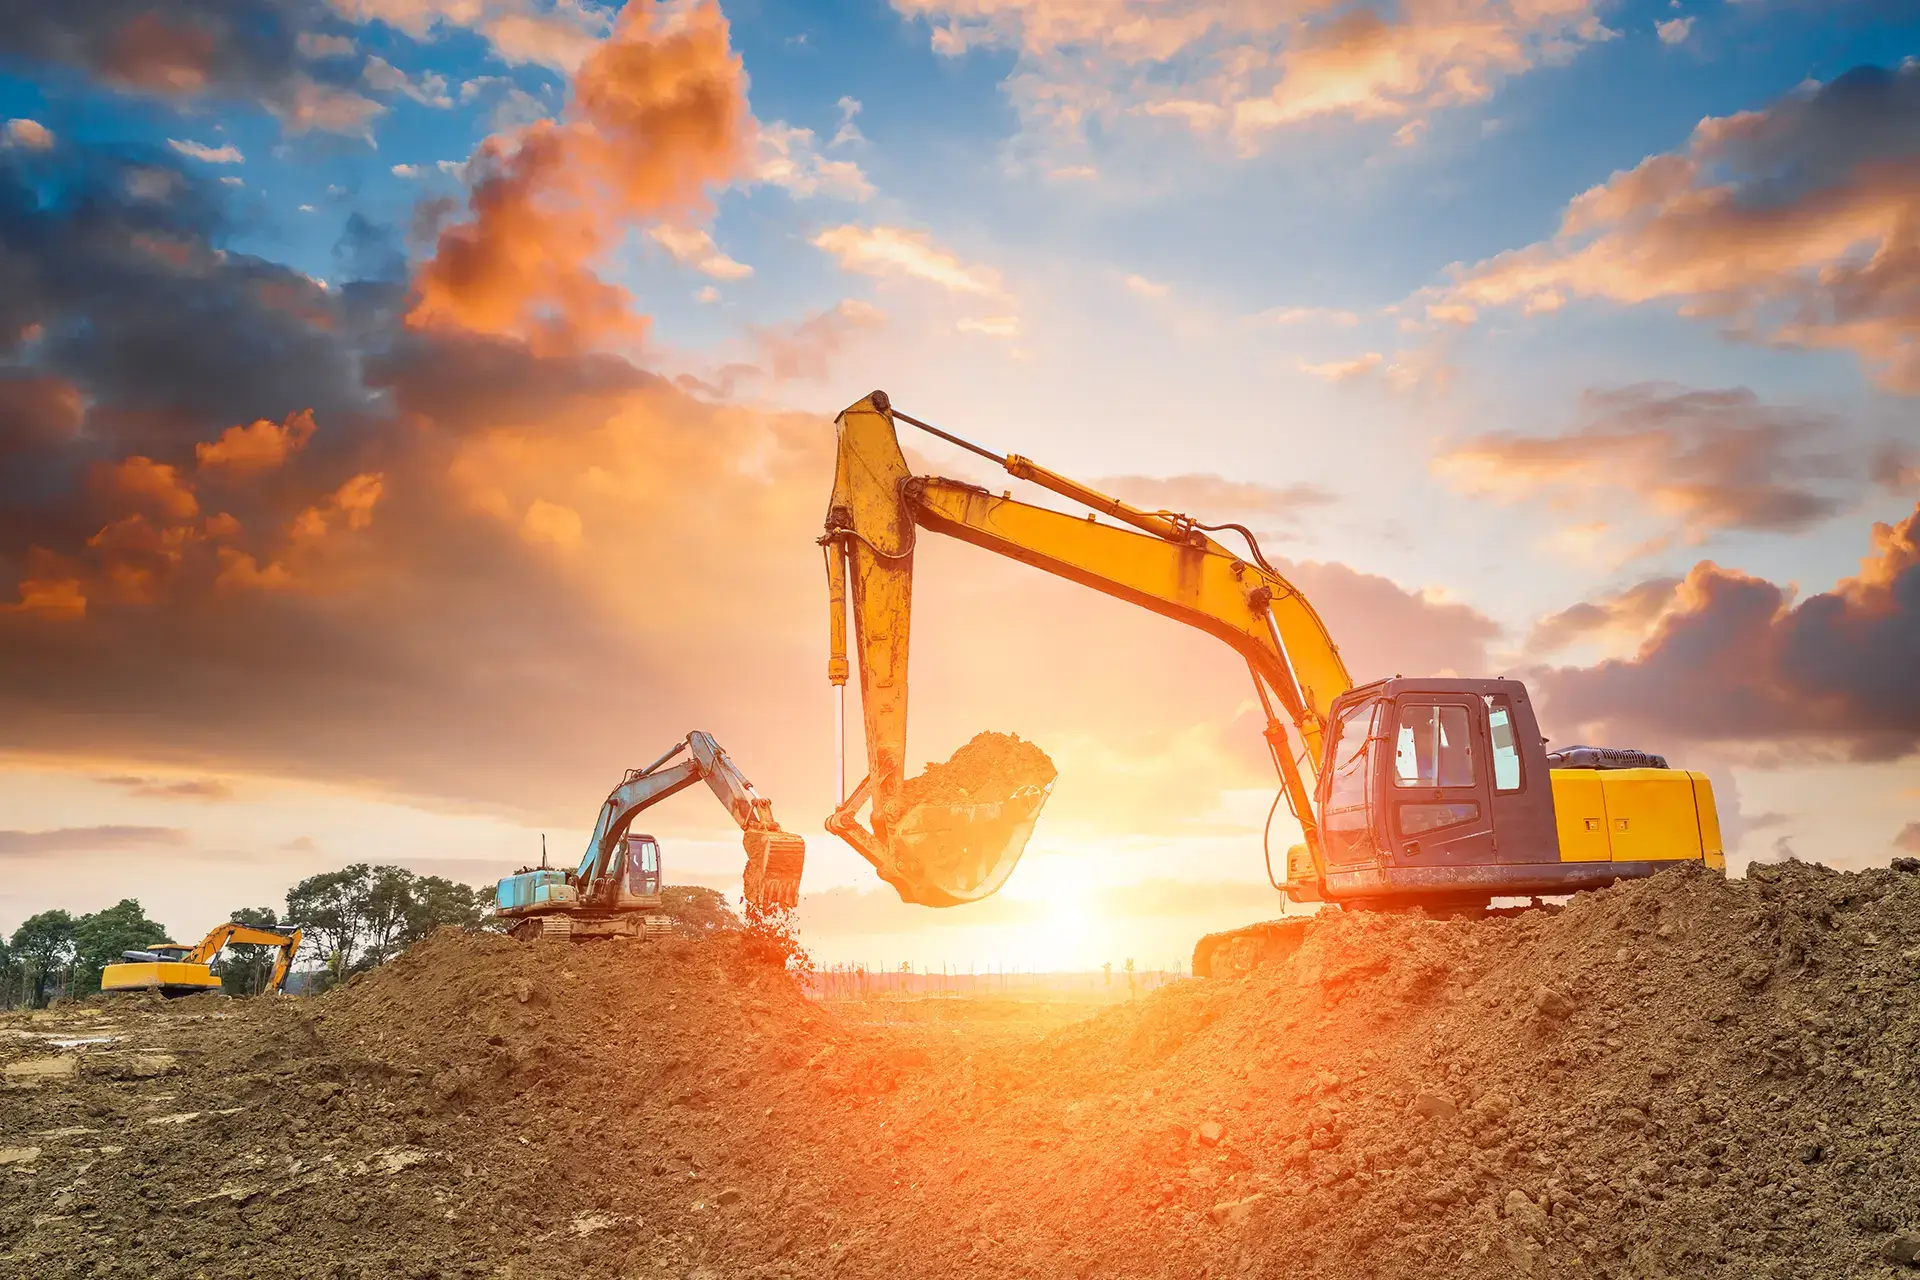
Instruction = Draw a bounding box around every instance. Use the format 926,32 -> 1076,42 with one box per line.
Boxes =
577,731 -> 805,909
822,391 -> 1353,905
180,922 -> 305,994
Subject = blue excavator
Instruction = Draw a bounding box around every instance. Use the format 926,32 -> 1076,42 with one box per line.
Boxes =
496,731 -> 806,942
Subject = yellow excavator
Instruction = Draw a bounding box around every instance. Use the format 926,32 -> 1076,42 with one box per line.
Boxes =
820,392 -> 1724,973
103,922 -> 304,997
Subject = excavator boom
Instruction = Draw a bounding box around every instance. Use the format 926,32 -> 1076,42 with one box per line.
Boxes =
823,391 -> 1351,904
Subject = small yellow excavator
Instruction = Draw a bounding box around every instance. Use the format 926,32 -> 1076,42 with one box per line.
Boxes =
103,922 -> 304,996
496,731 -> 806,942
820,392 -> 1724,973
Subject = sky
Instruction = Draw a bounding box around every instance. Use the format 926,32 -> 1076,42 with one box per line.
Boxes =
0,0 -> 1916,971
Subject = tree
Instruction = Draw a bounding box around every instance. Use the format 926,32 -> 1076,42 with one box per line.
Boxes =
11,910 -> 76,1008
70,900 -> 169,996
402,875 -> 493,945
220,906 -> 281,997
286,864 -> 375,984
287,864 -> 493,989
661,885 -> 739,935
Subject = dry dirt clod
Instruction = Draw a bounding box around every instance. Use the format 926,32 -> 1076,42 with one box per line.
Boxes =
1532,987 -> 1574,1020
1885,1233 -> 1920,1265
894,732 -> 1056,810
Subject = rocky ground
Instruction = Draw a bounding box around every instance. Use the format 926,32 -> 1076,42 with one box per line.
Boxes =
6,860 -> 1920,1279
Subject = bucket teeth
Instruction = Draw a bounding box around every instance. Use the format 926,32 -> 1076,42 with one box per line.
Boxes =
743,830 -> 806,909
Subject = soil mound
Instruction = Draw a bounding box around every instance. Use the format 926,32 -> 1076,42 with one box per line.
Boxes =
8,860 -> 1920,1279
896,731 -> 1055,809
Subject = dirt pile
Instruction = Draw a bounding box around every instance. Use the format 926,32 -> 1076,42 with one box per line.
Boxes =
8,860 -> 1920,1279
895,731 -> 1055,809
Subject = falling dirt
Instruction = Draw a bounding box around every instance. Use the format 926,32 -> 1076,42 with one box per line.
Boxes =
8,860 -> 1920,1278
894,731 -> 1056,810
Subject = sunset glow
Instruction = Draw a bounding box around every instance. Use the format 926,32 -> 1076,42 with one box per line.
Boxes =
0,0 -> 1915,974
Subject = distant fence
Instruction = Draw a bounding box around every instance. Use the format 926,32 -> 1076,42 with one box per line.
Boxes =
802,963 -> 1189,1001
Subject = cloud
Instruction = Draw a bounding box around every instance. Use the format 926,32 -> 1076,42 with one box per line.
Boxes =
1090,474 -> 1337,528
957,315 -> 1020,338
1875,441 -> 1920,492
96,774 -> 236,801
812,224 -> 1003,295
1536,503 -> 1920,762
1896,822 -> 1920,855
1436,384 -> 1854,549
648,225 -> 752,280
888,0 -> 1613,152
0,3 -> 387,138
1654,16 -> 1693,44
297,31 -> 355,58
167,138 -> 245,164
1299,352 -> 1383,382
1526,575 -> 1682,656
409,0 -> 753,347
754,121 -> 874,201
744,299 -> 884,382
1123,273 -> 1169,298
831,95 -> 864,147
4,119 -> 54,150
0,825 -> 188,855
1438,63 -> 1920,392
326,0 -> 611,71
362,53 -> 453,108
1252,305 -> 1359,327
195,409 -> 319,472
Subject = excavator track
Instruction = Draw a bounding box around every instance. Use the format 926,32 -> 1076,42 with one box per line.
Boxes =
1191,918 -> 1314,980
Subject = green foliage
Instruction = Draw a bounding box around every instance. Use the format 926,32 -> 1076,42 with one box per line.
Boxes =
70,900 -> 169,996
287,864 -> 494,988
220,906 -> 281,997
661,885 -> 740,935
10,910 -> 76,1008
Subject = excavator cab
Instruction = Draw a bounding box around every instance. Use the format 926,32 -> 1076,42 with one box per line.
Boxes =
1307,678 -> 1721,907
624,834 -> 662,897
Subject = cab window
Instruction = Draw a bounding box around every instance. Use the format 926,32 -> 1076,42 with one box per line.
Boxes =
1325,701 -> 1378,811
1485,698 -> 1522,792
1394,704 -> 1475,788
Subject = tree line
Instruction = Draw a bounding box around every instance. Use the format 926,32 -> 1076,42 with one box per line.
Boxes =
1,865 -> 742,1008
1,864 -> 490,1008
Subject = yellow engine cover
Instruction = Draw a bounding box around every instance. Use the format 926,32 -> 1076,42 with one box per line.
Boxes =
101,960 -> 222,994
1551,768 -> 1724,871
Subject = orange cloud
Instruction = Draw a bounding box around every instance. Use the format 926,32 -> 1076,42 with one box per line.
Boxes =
107,457 -> 199,521
1538,503 -> 1920,762
1525,576 -> 1682,656
812,224 -> 1004,295
1439,64 -> 1920,391
891,0 -> 1611,150
408,0 -> 752,348
195,409 -> 318,473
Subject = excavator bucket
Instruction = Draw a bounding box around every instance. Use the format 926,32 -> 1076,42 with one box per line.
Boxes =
830,732 -> 1058,907
742,830 -> 806,909
883,782 -> 1053,905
